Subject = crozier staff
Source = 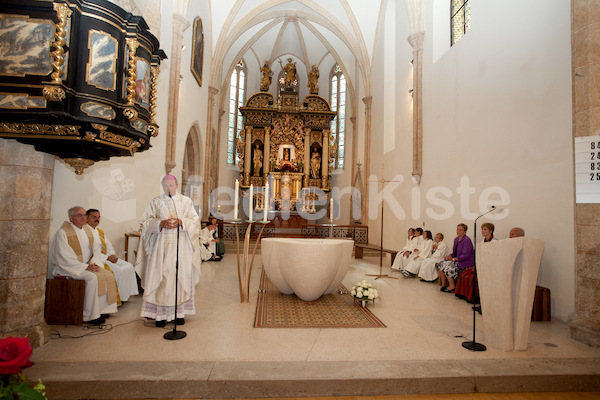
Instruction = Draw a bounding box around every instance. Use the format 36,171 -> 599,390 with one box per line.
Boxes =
135,175 -> 201,327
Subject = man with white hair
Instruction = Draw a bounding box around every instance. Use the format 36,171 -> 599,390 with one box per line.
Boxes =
50,206 -> 118,325
135,175 -> 201,327
86,209 -> 139,302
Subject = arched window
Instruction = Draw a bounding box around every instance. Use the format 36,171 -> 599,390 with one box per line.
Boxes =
227,60 -> 246,165
330,64 -> 346,169
451,0 -> 470,46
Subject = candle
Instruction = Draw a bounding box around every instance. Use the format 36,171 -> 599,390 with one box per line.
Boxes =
263,182 -> 269,222
330,198 -> 334,221
249,184 -> 253,221
234,179 -> 239,219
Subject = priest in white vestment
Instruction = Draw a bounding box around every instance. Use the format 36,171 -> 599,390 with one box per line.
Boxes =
50,206 -> 118,325
86,208 -> 139,301
135,175 -> 201,327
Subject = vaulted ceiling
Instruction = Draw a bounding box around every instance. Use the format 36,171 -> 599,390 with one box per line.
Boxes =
209,0 -> 388,101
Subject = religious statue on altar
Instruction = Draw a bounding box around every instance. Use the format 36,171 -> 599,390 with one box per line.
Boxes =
307,65 -> 319,94
276,145 -> 297,172
279,58 -> 297,87
310,150 -> 321,178
260,61 -> 272,92
253,144 -> 263,176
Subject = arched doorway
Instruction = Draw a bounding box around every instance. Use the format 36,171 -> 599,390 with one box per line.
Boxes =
182,123 -> 204,218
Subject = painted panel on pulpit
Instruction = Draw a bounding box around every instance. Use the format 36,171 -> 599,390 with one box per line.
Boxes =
0,16 -> 54,76
135,58 -> 150,108
86,30 -> 118,91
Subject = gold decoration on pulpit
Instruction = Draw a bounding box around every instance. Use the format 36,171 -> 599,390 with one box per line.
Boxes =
125,38 -> 140,106
44,3 -> 72,102
64,158 -> 94,175
0,122 -> 80,137
148,124 -> 158,137
149,66 -> 160,124
42,86 -> 66,102
123,107 -> 138,122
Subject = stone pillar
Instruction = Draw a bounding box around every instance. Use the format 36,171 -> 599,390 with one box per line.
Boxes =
362,97 -> 372,224
321,129 -> 329,189
0,138 -> 53,347
304,128 -> 310,186
408,32 -> 424,181
264,127 -> 271,175
202,86 -> 218,219
244,126 -> 252,185
164,12 -> 191,173
569,0 -> 600,347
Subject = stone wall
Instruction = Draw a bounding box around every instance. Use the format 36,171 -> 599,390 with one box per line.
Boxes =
0,138 -> 53,347
570,0 -> 600,346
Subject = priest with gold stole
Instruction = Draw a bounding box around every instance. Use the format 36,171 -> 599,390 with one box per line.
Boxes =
50,206 -> 119,325
86,208 -> 139,302
135,175 -> 201,327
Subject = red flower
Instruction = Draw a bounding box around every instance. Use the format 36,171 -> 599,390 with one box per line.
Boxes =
0,337 -> 34,375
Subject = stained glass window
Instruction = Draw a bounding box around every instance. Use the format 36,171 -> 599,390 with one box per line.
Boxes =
227,61 -> 246,164
330,64 -> 346,169
451,0 -> 470,46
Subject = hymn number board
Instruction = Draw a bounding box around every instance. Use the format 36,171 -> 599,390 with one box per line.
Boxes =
575,135 -> 600,203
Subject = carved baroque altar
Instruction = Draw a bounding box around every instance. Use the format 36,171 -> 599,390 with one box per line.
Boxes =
237,87 -> 336,212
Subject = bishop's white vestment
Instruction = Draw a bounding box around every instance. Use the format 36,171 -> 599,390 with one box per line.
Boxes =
135,193 -> 201,322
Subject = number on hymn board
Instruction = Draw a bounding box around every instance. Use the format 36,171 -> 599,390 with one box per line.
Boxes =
592,142 -> 600,150
591,173 -> 600,181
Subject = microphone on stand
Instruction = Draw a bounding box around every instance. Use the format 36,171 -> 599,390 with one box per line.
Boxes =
462,205 -> 496,352
164,193 -> 187,340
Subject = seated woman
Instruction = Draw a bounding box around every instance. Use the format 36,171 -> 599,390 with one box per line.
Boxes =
402,230 -> 433,277
418,233 -> 449,282
455,222 -> 496,303
437,223 -> 474,293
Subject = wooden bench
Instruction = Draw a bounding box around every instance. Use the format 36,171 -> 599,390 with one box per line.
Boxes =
354,243 -> 398,265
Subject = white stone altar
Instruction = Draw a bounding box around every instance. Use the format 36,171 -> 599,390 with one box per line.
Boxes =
261,238 -> 353,301
476,237 -> 545,351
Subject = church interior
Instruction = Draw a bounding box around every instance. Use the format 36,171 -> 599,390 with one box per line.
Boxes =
1,0 -> 600,398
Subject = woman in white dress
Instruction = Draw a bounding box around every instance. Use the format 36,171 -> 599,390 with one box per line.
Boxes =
402,230 -> 434,277
417,233 -> 449,282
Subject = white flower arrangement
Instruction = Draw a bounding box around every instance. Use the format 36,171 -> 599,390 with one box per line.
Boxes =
350,280 -> 379,302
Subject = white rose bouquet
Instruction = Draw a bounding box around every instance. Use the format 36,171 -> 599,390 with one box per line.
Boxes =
350,280 -> 379,304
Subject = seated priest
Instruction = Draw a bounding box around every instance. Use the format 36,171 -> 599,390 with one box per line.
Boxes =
86,208 -> 139,302
50,206 -> 118,325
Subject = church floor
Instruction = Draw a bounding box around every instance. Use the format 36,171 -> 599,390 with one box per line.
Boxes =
30,255 -> 600,399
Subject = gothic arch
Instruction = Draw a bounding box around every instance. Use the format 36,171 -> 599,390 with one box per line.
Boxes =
182,122 -> 204,212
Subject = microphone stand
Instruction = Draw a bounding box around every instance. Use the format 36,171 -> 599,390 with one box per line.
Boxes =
164,193 -> 187,340
461,206 -> 495,352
